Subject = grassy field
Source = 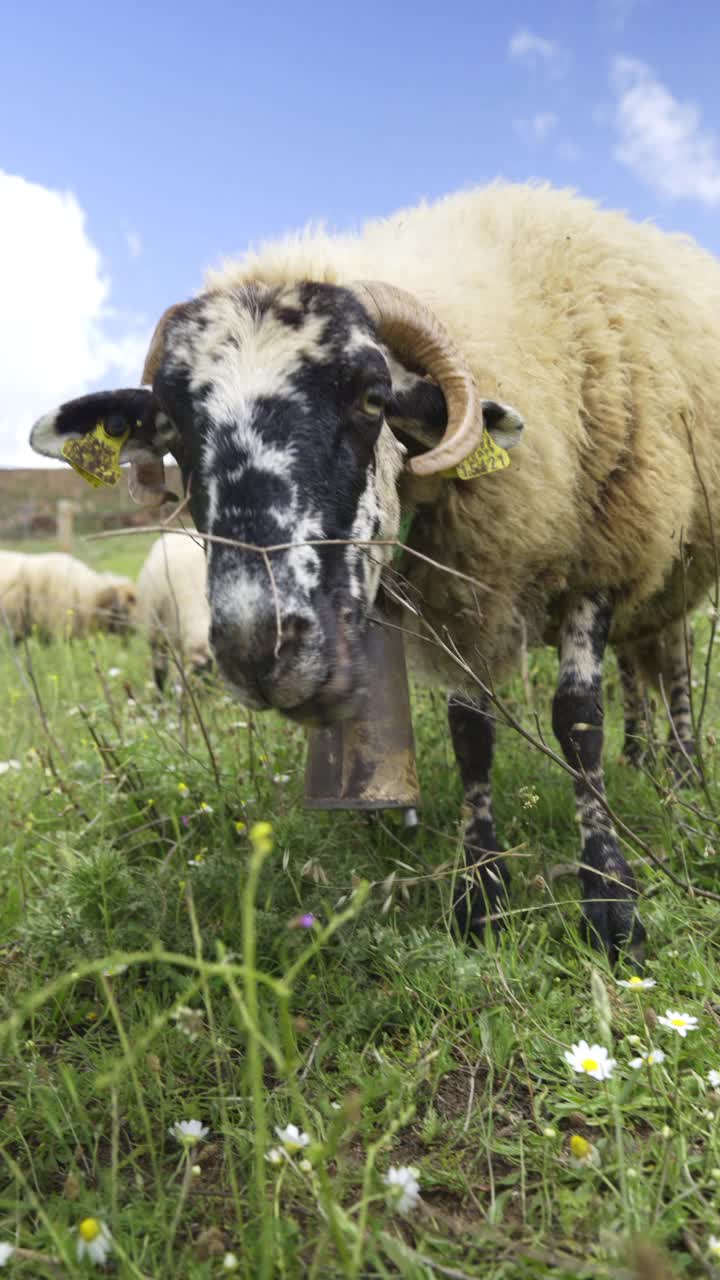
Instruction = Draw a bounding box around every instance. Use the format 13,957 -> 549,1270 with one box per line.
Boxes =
1,534 -> 720,1277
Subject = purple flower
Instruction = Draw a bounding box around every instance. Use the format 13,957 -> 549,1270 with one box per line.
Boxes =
288,912 -> 316,930
181,815 -> 190,828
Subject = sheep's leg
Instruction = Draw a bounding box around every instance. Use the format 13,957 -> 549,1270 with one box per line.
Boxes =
552,595 -> 645,963
616,646 -> 652,766
152,642 -> 168,692
448,692 -> 510,938
662,618 -> 696,781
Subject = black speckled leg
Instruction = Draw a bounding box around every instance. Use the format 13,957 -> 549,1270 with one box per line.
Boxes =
663,619 -> 696,783
552,595 -> 645,964
448,693 -> 510,939
617,646 -> 652,767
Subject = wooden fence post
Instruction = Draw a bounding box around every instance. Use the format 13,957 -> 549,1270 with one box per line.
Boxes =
57,499 -> 75,551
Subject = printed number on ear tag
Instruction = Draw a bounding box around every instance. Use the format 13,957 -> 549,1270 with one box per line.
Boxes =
443,430 -> 511,481
61,420 -> 129,487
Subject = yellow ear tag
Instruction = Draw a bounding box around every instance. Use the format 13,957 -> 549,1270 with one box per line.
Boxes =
443,430 -> 511,480
61,420 -> 129,488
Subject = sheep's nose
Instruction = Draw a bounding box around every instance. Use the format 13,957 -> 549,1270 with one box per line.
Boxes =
210,613 -> 311,686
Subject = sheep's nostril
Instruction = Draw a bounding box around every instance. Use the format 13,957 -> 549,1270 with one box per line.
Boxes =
275,615 -> 311,660
210,614 -> 312,675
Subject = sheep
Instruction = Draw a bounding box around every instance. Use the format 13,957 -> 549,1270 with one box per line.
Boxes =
30,181 -> 720,962
136,533 -> 212,689
0,551 -> 137,641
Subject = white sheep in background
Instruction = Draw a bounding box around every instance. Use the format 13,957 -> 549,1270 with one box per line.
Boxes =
0,551 -> 137,642
136,533 -> 212,689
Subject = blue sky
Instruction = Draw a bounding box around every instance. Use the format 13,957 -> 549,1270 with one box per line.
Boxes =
2,0 -> 719,465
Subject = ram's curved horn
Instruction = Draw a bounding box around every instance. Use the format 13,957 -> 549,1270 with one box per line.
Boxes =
351,281 -> 482,477
142,302 -> 188,385
126,304 -> 188,506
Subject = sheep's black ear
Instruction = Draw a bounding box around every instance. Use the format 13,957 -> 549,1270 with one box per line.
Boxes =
30,389 -> 167,463
482,401 -> 524,450
386,375 -> 525,457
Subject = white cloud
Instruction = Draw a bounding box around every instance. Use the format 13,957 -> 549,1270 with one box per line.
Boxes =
508,29 -> 569,77
0,170 -> 149,466
611,57 -> 720,205
125,228 -> 143,259
513,112 -> 559,143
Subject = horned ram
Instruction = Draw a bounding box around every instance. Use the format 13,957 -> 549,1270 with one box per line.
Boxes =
30,182 -> 720,961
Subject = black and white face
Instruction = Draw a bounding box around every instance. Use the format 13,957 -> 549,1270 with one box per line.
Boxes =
33,283 -> 412,723
156,283 -> 408,721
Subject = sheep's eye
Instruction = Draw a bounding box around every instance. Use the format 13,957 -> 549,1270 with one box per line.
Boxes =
105,413 -> 128,437
358,390 -> 385,419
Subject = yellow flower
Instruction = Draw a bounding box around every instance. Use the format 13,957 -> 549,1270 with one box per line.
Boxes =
235,821 -> 246,834
569,1133 -> 600,1167
177,782 -> 189,796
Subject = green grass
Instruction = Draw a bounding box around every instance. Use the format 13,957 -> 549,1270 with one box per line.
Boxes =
1,535 -> 720,1276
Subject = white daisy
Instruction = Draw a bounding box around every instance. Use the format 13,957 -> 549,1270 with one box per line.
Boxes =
223,1253 -> 239,1272
709,1235 -> 720,1258
171,1005 -> 204,1041
563,1040 -> 616,1080
76,1218 -> 112,1265
629,1049 -> 666,1069
616,976 -> 656,990
275,1123 -> 310,1153
0,1244 -> 14,1267
265,1148 -> 284,1165
0,760 -> 21,776
569,1134 -> 600,1168
383,1165 -> 421,1215
657,1010 -> 699,1038
708,1070 -> 720,1089
170,1119 -> 209,1145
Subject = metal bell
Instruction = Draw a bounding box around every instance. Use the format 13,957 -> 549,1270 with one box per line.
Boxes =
304,617 -> 420,813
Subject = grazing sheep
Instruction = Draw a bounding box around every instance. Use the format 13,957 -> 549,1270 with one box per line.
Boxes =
136,533 -> 212,689
30,181 -> 720,961
0,551 -> 137,641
